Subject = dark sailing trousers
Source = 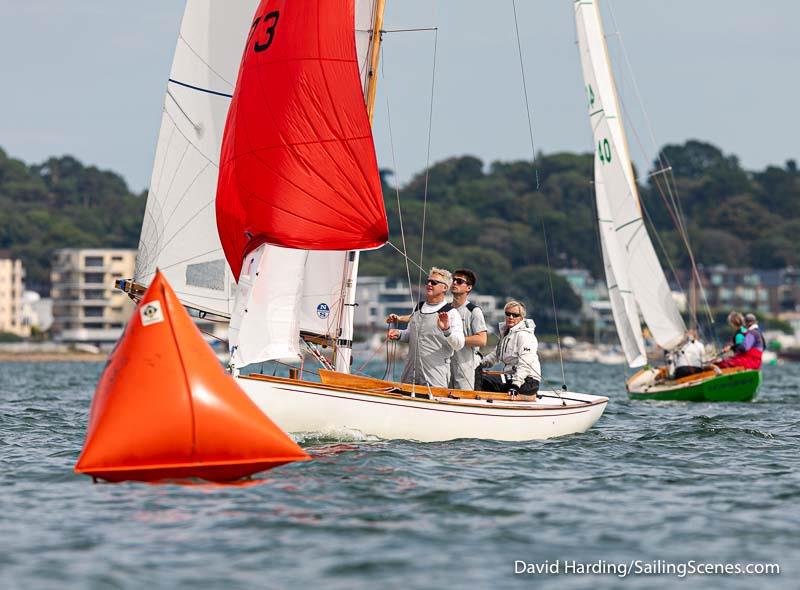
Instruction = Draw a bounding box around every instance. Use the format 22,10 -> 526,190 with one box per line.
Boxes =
479,374 -> 539,394
674,366 -> 704,379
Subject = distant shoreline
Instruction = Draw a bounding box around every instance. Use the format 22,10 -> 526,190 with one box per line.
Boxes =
0,353 -> 108,362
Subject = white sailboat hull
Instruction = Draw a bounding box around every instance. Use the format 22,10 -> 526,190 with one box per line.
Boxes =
236,374 -> 608,442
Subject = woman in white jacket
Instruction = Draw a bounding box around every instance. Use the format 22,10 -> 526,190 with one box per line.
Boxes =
479,300 -> 541,397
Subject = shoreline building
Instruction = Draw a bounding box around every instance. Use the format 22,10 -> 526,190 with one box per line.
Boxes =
0,252 -> 27,337
50,249 -> 137,346
354,276 -> 503,331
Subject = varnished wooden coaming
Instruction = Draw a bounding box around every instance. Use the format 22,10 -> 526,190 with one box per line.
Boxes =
238,370 -> 606,411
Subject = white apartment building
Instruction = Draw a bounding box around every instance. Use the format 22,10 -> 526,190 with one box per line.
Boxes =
50,248 -> 137,345
354,276 -> 413,328
354,276 -> 503,332
0,253 -> 28,337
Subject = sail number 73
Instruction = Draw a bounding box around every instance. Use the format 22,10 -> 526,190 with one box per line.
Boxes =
249,11 -> 280,53
598,138 -> 612,164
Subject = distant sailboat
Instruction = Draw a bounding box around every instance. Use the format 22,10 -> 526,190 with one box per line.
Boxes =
573,0 -> 760,401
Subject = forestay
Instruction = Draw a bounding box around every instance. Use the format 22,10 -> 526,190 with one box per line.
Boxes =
219,0 -> 387,368
134,0 -> 260,317
574,0 -> 685,353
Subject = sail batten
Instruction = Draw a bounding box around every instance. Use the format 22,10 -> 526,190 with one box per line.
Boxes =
575,0 -> 686,357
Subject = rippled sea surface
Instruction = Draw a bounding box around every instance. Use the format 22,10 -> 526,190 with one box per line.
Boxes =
1,360 -> 798,589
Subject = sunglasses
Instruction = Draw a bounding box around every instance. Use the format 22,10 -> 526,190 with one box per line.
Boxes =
426,279 -> 445,286
452,278 -> 470,285
505,312 -> 521,318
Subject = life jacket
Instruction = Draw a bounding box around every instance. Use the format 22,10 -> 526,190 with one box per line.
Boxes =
731,326 -> 747,353
413,300 -> 454,314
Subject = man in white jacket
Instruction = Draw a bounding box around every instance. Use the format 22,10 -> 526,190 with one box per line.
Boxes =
479,300 -> 541,397
388,267 -> 465,388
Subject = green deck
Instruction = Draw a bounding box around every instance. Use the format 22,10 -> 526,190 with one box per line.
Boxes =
628,370 -> 761,402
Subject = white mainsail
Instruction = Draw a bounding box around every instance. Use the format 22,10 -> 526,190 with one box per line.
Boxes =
228,1 -> 382,370
574,0 -> 686,356
134,0 -> 259,317
596,180 -> 647,367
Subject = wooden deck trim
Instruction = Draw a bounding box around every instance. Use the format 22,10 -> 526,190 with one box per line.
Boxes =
238,371 -> 607,411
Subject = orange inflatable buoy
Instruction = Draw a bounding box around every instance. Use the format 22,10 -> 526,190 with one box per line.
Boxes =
75,271 -> 310,482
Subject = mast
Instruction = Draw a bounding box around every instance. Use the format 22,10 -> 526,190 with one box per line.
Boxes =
335,0 -> 386,373
365,0 -> 386,122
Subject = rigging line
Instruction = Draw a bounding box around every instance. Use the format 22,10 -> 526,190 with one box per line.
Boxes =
387,241 -> 425,274
381,27 -> 439,33
381,47 -> 416,307
407,26 -> 439,391
606,0 -> 709,326
418,27 -> 439,284
511,0 -> 540,190
541,221 -> 567,388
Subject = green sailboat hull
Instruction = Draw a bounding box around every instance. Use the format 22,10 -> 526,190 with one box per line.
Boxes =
628,370 -> 761,402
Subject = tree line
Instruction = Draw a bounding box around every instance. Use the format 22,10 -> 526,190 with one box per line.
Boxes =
1,141 -> 798,316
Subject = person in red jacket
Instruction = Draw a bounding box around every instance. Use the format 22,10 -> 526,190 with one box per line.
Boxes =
715,312 -> 763,369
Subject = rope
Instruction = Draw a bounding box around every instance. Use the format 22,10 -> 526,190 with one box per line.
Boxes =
381,47 -> 416,308
511,0 -> 540,190
511,0 -> 560,386
409,26 -> 440,390
605,0 -> 717,347
541,221 -> 567,389
417,27 -> 439,282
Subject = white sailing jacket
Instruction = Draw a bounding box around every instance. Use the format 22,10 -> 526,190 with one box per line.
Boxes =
481,319 -> 541,386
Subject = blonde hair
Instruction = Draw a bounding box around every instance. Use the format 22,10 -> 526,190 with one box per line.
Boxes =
728,311 -> 744,327
429,267 -> 453,288
504,300 -> 527,317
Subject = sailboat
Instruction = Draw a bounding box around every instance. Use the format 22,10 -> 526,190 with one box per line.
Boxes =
122,0 -> 609,442
573,0 -> 761,402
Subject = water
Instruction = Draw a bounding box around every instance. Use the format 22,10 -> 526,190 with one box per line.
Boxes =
1,360 -> 797,589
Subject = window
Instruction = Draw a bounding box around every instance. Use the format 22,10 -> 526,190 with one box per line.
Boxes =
84,323 -> 103,329
111,256 -> 123,262
379,293 -> 408,303
83,290 -> 106,300
84,256 -> 104,267
84,307 -> 104,318
84,273 -> 105,284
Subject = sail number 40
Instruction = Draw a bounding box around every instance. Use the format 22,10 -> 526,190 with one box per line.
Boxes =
250,11 -> 280,53
598,138 -> 612,164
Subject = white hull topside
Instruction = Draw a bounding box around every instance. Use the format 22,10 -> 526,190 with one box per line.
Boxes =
235,374 -> 609,443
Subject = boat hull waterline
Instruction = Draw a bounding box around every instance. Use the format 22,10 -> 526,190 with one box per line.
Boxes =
235,373 -> 609,442
627,367 -> 761,402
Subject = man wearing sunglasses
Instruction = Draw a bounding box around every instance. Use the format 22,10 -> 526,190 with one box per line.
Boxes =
449,269 -> 488,391
479,300 -> 541,397
388,267 -> 465,388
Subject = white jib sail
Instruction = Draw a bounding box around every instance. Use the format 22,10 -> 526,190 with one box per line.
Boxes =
228,0 -> 380,369
134,0 -> 259,317
574,0 -> 686,351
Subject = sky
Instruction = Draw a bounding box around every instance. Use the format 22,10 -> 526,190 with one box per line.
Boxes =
1,1 -> 798,192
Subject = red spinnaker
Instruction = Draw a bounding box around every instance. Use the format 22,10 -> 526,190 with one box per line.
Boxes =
216,0 -> 388,279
